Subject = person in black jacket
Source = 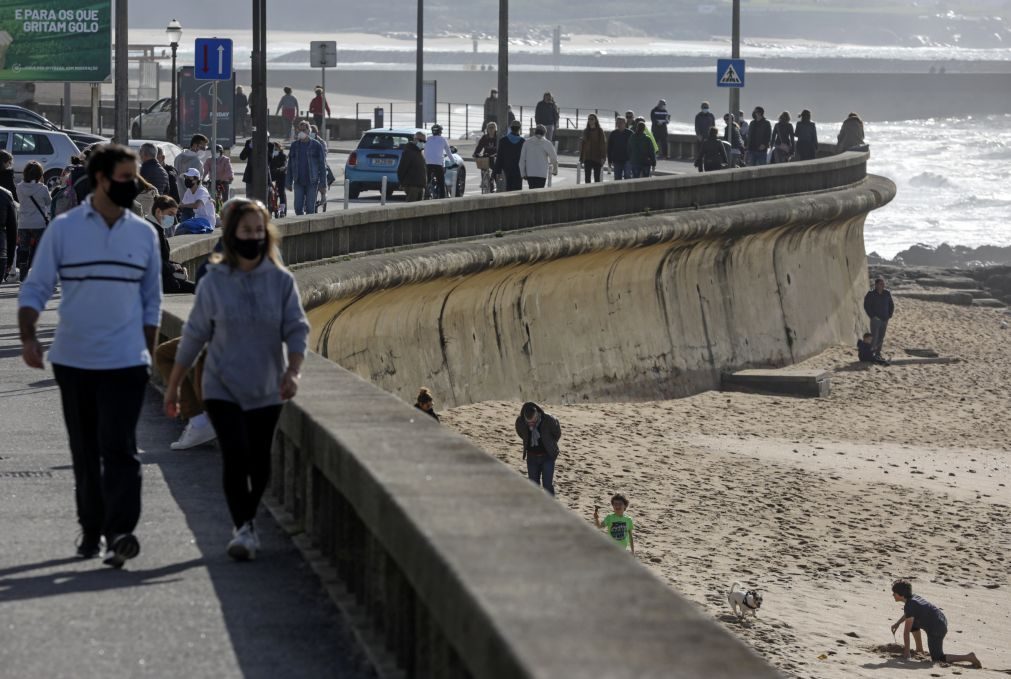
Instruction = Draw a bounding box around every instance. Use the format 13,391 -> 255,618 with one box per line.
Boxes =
414,387 -> 440,421
494,121 -> 526,192
147,195 -> 195,294
747,106 -> 772,166
608,117 -> 633,180
534,92 -> 559,141
794,109 -> 819,161
397,132 -> 428,202
139,143 -> 170,195
649,99 -> 671,160
0,180 -> 16,282
0,150 -> 16,196
157,148 -> 179,203
269,142 -> 288,214
863,277 -> 895,357
694,126 -> 729,172
515,401 -> 562,496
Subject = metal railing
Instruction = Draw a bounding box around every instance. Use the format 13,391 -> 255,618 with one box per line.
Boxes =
347,101 -> 622,140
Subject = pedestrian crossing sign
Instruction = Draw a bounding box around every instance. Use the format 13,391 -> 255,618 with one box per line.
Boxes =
717,58 -> 745,88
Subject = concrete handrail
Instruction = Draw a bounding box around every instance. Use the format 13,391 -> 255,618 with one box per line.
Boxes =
169,152 -> 870,279
157,295 -> 779,678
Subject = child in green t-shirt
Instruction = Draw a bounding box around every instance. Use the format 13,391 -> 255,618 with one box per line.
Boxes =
593,494 -> 635,555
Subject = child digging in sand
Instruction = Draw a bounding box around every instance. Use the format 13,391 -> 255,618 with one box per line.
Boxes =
593,494 -> 635,555
890,579 -> 982,668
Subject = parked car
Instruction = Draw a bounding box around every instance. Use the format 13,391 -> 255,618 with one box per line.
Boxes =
344,127 -> 466,199
127,139 -> 183,167
0,104 -> 108,150
130,98 -> 172,141
0,126 -> 82,189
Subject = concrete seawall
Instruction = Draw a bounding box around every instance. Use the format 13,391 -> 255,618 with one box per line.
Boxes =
299,175 -> 894,408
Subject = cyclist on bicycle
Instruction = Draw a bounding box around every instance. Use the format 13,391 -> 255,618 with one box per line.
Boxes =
474,121 -> 499,194
423,123 -> 451,198
202,144 -> 234,203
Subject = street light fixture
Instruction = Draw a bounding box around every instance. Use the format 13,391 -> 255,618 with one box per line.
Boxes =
166,18 -> 182,143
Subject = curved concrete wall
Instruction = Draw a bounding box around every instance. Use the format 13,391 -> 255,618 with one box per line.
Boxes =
299,176 -> 895,408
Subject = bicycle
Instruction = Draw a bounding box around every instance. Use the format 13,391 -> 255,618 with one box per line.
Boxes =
476,157 -> 500,194
425,172 -> 443,200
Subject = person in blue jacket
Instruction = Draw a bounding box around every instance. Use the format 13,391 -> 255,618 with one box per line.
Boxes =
285,120 -> 327,215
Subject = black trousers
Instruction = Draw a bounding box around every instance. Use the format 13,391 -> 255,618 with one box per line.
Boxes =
53,364 -> 149,541
503,169 -> 522,192
204,400 -> 283,529
527,176 -> 547,189
583,161 -> 602,183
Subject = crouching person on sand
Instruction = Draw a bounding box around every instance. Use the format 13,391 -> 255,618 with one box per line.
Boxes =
890,579 -> 982,668
515,402 -> 561,496
164,199 -> 309,561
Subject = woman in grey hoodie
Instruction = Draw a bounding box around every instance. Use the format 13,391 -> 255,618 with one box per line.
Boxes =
164,198 -> 309,561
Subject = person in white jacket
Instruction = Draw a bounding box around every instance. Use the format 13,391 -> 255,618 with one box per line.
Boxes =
518,125 -> 558,189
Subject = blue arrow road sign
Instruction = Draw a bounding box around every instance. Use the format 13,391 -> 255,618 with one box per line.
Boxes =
717,58 -> 745,88
194,38 -> 233,80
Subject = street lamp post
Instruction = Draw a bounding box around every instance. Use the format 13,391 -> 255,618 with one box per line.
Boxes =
415,0 -> 423,128
729,0 -> 740,129
166,19 -> 182,145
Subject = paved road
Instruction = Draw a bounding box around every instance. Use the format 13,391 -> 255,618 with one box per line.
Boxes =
226,143 -> 689,212
0,286 -> 368,678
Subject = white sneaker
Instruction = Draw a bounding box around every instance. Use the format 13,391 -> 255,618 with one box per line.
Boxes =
170,420 -> 217,450
227,522 -> 257,561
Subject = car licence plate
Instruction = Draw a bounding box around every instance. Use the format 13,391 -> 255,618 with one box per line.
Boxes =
371,158 -> 395,166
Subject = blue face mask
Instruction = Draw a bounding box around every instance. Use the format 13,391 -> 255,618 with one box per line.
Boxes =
160,214 -> 175,230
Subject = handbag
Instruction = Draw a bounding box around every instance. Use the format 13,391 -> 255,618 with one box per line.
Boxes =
29,194 -> 50,226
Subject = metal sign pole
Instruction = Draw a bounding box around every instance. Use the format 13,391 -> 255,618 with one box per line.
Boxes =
211,80 -> 219,194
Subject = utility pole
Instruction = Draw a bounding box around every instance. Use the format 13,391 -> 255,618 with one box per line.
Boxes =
729,0 -> 741,125
113,0 -> 128,144
496,0 -> 509,134
250,0 -> 269,201
415,0 -> 423,127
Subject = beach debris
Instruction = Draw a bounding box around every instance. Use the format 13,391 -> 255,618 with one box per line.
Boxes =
904,348 -> 939,358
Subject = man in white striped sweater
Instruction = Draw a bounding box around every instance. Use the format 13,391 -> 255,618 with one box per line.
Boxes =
18,144 -> 162,569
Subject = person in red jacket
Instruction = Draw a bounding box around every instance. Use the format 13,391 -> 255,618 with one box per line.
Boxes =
308,87 -> 331,134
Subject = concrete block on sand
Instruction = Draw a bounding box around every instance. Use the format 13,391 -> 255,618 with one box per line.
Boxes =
972,298 -> 1008,308
903,348 -> 939,357
896,290 -> 974,305
887,356 -> 961,366
722,369 -> 831,398
915,276 -> 980,290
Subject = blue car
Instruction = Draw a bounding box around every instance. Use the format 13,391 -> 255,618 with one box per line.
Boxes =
344,127 -> 466,199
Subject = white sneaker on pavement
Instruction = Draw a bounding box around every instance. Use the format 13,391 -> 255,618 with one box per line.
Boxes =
227,522 -> 257,561
170,419 -> 216,450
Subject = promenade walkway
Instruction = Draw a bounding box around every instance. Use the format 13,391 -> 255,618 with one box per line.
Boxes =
0,287 -> 366,678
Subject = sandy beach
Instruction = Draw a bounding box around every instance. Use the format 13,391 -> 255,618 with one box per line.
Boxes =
442,297 -> 1011,677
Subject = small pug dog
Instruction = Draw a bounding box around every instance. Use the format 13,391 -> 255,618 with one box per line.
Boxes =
728,582 -> 763,619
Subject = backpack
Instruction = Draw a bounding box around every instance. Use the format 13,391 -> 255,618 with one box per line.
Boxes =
51,184 -> 79,218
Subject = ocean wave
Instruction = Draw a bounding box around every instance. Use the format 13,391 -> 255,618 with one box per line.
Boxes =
908,171 -> 957,188
947,195 -> 1011,210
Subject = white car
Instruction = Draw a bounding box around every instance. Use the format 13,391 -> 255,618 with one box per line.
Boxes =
0,126 -> 81,188
130,98 -> 173,141
128,139 -> 183,167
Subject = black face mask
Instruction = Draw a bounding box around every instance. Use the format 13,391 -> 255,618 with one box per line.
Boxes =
107,178 -> 140,208
233,237 -> 266,260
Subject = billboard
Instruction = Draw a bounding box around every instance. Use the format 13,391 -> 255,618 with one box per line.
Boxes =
177,66 -> 235,148
0,1 -> 111,82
